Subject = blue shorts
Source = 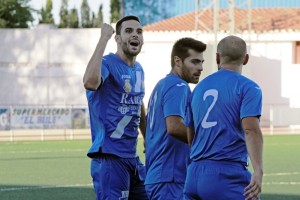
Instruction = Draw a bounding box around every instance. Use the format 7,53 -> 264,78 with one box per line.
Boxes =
184,160 -> 251,200
145,182 -> 184,200
91,154 -> 148,200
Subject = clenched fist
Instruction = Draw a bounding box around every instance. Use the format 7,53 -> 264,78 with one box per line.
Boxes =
100,23 -> 115,41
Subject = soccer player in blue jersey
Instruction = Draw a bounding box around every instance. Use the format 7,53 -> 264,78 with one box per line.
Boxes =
83,16 -> 148,200
145,38 -> 207,199
183,35 -> 263,200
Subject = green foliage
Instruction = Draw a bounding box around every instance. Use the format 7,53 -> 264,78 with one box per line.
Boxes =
80,0 -> 91,28
58,0 -> 69,28
59,0 -> 102,29
0,0 -> 34,28
69,7 -> 79,28
92,4 -> 103,28
110,0 -> 120,23
39,0 -> 54,24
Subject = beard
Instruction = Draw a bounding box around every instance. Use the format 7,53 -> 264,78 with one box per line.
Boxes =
121,41 -> 142,57
182,69 -> 199,84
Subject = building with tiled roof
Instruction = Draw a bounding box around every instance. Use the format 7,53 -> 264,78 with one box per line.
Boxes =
1,7 -> 300,130
124,0 -> 300,26
144,8 -> 300,32
142,7 -> 300,129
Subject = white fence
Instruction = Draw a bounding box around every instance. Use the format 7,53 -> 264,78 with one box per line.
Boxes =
0,105 -> 89,130
0,105 -> 90,141
1,104 -> 300,141
261,104 -> 300,135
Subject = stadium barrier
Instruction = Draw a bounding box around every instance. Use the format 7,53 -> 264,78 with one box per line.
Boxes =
0,105 -> 90,141
1,104 -> 300,141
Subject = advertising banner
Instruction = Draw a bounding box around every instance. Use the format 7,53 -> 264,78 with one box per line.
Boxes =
0,108 -> 10,130
11,107 -> 72,129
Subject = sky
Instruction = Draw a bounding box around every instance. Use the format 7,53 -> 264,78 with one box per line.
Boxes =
29,0 -> 110,26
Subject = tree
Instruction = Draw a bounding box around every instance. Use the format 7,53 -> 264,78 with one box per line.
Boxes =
93,4 -> 103,28
81,0 -> 91,28
58,0 -> 69,28
110,0 -> 119,23
69,7 -> 79,28
0,0 -> 34,28
39,0 -> 54,24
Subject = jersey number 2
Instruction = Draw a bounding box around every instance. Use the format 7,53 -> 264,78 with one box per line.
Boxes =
201,89 -> 218,128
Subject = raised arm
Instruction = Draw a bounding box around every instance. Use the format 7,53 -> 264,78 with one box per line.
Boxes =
242,116 -> 264,200
83,23 -> 115,90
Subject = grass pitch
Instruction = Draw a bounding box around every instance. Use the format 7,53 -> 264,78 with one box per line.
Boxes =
0,135 -> 299,200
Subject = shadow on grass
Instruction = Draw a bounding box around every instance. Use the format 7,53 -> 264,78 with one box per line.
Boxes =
261,193 -> 300,200
0,185 -> 95,200
2,185 -> 299,200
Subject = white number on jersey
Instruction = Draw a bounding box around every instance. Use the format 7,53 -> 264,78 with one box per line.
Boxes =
149,91 -> 158,130
201,89 -> 218,128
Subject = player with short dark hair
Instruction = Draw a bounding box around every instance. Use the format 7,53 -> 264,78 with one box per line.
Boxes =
83,15 -> 148,199
184,35 -> 263,200
145,37 -> 207,199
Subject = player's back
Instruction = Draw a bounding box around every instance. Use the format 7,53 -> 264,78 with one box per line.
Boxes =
189,69 -> 262,164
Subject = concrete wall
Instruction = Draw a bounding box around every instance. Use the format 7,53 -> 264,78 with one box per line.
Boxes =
1,25 -> 300,126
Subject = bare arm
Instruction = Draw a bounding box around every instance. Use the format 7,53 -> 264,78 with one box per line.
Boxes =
83,23 -> 115,90
242,116 -> 264,200
187,127 -> 195,147
166,116 -> 188,143
139,102 -> 146,153
139,102 -> 146,139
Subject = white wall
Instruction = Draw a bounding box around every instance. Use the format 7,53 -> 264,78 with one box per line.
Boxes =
1,26 -> 300,126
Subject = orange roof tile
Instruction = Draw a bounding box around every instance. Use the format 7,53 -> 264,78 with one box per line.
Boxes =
144,8 -> 300,32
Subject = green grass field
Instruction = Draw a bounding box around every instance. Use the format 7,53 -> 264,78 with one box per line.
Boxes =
0,134 -> 299,200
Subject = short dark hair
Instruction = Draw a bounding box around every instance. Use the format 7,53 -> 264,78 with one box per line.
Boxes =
171,37 -> 207,67
115,15 -> 141,35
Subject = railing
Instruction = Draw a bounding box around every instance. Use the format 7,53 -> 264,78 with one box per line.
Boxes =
1,104 -> 300,141
261,104 -> 300,134
0,105 -> 90,141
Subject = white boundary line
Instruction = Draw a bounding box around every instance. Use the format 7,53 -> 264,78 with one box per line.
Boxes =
2,181 -> 300,193
264,172 -> 300,176
0,183 -> 93,192
0,149 -> 86,155
263,182 -> 300,185
263,172 -> 300,185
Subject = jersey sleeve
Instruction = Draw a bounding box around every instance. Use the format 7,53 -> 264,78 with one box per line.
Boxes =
101,61 -> 110,83
240,83 -> 262,119
184,95 -> 194,128
163,84 -> 190,119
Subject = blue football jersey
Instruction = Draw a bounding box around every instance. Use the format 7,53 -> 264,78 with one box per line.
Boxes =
185,69 -> 262,165
86,53 -> 145,158
145,74 -> 190,184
